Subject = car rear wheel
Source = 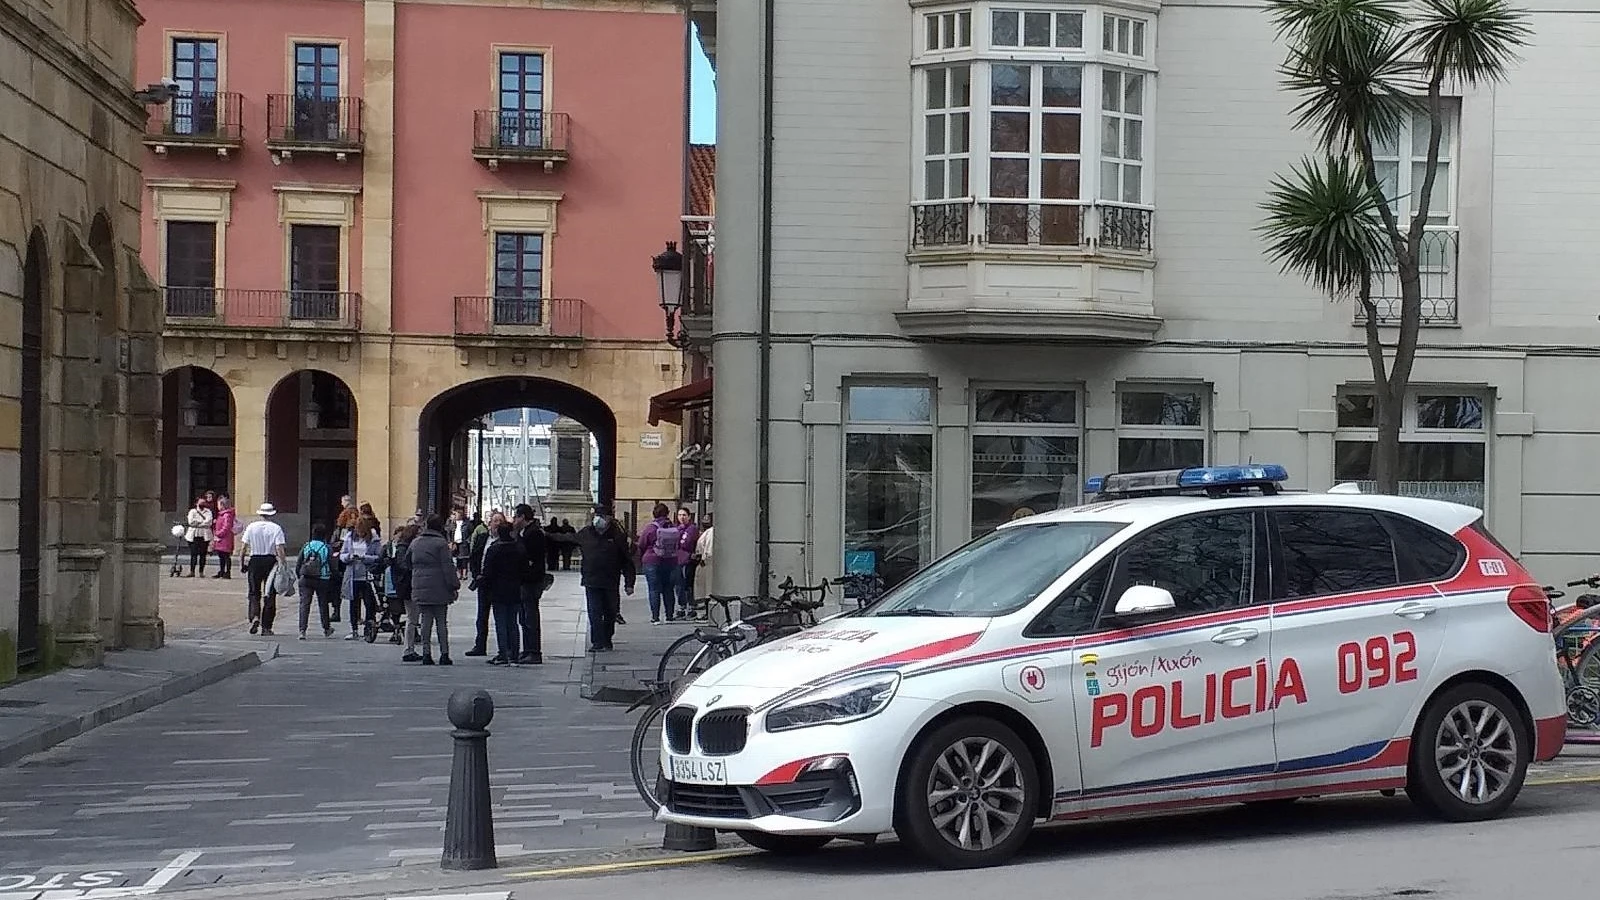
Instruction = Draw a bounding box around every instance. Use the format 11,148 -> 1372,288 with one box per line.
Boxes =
734,831 -> 832,855
1406,682 -> 1529,822
894,717 -> 1038,869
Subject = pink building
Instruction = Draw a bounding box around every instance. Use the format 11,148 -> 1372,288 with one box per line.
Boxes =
137,0 -> 691,536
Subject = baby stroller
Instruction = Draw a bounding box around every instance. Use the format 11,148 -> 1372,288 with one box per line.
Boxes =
369,561 -> 410,645
168,524 -> 187,577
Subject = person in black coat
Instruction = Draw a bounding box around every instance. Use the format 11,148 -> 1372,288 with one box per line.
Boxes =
477,521 -> 528,665
512,503 -> 548,665
465,511 -> 502,657
571,503 -> 636,652
545,516 -> 562,572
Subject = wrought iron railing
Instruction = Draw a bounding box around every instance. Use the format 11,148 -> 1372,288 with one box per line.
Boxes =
453,295 -> 585,339
146,92 -> 244,142
265,94 -> 365,147
910,200 -> 1155,253
1353,479 -> 1483,509
1355,226 -> 1459,326
161,287 -> 362,330
472,110 -> 571,155
684,232 -> 713,318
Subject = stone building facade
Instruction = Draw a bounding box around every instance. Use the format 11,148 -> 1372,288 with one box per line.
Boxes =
0,0 -> 167,681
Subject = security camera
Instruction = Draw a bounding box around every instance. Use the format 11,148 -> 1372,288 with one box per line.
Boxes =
133,79 -> 182,105
160,76 -> 181,91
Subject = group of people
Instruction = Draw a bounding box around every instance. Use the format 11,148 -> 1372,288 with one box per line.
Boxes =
184,490 -> 715,668
179,491 -> 239,578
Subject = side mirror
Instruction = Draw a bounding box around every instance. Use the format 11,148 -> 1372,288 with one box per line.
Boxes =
1113,584 -> 1176,617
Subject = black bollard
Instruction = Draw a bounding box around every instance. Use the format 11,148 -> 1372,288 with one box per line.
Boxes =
441,688 -> 497,871
663,821 -> 717,852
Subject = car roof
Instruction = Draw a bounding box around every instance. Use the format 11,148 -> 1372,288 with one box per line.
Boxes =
1009,491 -> 1483,535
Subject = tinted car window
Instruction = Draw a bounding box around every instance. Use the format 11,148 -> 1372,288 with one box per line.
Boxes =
1105,512 -> 1256,617
1028,561 -> 1111,636
1272,509 -> 1399,599
1381,513 -> 1465,581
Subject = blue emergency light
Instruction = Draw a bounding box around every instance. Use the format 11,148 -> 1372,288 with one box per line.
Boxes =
1085,464 -> 1291,498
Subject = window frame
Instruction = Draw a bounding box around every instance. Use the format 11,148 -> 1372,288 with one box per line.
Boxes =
969,385 -> 1084,535
908,4 -> 1157,211
1114,382 -> 1211,472
842,381 -> 938,585
1332,386 -> 1489,510
1371,98 -> 1460,226
163,220 -> 219,289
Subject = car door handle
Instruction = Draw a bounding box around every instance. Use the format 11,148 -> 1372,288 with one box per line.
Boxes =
1394,602 -> 1437,619
1211,626 -> 1259,646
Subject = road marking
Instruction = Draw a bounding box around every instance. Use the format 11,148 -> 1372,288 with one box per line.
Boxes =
1529,772 -> 1600,786
385,893 -> 510,900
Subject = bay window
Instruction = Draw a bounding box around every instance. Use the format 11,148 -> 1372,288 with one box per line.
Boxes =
912,3 -> 1155,252
1334,388 -> 1486,509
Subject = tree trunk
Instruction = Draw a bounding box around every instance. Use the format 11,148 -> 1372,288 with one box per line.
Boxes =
1372,382 -> 1403,494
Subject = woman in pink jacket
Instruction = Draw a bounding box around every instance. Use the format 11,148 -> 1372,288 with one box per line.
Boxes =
211,496 -> 238,579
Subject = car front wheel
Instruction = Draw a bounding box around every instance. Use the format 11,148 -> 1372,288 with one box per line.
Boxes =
895,716 -> 1038,869
1406,682 -> 1530,822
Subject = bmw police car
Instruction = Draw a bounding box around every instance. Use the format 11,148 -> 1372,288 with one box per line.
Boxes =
655,465 -> 1567,868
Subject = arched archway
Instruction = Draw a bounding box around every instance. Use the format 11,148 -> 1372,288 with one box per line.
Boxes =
19,228 -> 48,668
266,369 -> 358,538
416,376 -> 618,517
161,366 -> 236,520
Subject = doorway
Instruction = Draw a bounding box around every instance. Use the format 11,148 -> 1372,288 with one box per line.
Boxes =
308,458 -> 351,531
19,233 -> 45,668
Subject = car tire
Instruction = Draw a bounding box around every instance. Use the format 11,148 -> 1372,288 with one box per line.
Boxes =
1405,682 -> 1530,822
894,716 -> 1039,870
735,831 -> 833,855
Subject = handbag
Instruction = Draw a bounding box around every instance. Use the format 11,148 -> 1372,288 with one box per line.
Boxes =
271,560 -> 297,597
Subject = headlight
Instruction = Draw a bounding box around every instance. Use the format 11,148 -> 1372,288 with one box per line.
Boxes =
764,672 -> 901,733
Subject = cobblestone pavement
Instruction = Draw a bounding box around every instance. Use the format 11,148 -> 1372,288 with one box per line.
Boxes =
0,571 -> 674,895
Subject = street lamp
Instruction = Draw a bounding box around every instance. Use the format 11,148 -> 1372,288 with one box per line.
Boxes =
653,241 -> 690,349
179,395 -> 200,429
304,398 -> 322,431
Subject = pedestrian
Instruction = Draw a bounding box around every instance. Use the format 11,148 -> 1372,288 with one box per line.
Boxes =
340,514 -> 381,640
184,495 -> 215,577
639,503 -> 685,624
559,519 -> 577,570
330,505 -> 359,623
574,503 -> 636,652
239,502 -> 286,636
405,514 -> 459,665
450,506 -> 472,579
359,503 -> 382,540
673,506 -> 700,618
379,524 -> 417,650
511,503 -> 548,665
693,519 -> 715,610
464,511 -> 502,657
296,523 -> 336,640
211,496 -> 237,579
545,516 -> 562,573
478,520 -> 527,665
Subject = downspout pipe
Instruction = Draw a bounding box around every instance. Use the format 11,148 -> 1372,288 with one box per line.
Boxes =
756,0 -> 775,591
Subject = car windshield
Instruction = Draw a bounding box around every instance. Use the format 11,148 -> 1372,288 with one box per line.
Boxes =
860,521 -> 1126,618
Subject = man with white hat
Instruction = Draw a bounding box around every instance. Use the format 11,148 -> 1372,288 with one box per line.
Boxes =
239,502 -> 287,635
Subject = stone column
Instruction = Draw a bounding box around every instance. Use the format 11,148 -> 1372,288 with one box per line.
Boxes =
121,330 -> 165,650
546,416 -> 593,523
51,247 -> 105,666
230,377 -> 271,515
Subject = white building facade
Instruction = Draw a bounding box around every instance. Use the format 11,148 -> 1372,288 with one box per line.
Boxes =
708,0 -> 1600,597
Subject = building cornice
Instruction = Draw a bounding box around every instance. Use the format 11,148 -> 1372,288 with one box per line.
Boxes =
145,177 -> 239,192
0,0 -> 148,128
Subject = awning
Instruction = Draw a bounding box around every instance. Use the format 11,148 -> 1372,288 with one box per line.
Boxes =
648,377 -> 714,426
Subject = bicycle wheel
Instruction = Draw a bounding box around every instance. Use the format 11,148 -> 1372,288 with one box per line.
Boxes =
1575,637 -> 1600,689
655,633 -> 706,686
629,694 -> 670,812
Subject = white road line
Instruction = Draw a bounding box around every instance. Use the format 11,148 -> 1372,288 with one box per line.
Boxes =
170,758 -> 270,765
384,893 -> 510,900
0,828 -> 58,837
159,730 -> 249,736
227,815 -> 352,826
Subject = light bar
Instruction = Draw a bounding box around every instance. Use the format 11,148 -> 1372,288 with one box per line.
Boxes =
1086,464 -> 1290,496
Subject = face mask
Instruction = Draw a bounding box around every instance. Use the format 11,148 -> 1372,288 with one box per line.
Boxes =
593,516 -> 607,531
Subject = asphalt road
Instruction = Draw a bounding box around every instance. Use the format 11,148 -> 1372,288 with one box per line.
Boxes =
511,778 -> 1600,900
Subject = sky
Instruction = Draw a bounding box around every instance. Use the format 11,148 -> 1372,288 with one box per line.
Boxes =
690,27 -> 716,143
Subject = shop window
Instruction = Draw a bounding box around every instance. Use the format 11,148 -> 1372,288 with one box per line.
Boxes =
844,384 -> 935,588
970,388 -> 1080,536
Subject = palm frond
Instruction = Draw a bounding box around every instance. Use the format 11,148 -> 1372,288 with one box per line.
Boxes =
1258,155 -> 1395,301
1278,31 -> 1420,152
1406,0 -> 1532,86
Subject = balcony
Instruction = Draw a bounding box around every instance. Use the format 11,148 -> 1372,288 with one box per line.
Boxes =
265,95 -> 364,162
453,295 -> 585,346
1354,226 -> 1459,327
143,92 -> 244,157
899,199 -> 1162,343
162,286 -> 362,337
679,226 -> 713,344
472,111 -> 571,172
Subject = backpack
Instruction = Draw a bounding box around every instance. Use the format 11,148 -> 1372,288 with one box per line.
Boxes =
654,524 -> 682,558
299,543 -> 327,580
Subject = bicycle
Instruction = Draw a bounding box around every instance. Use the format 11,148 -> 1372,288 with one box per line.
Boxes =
652,576 -> 831,687
831,572 -> 886,611
1548,577 -> 1600,727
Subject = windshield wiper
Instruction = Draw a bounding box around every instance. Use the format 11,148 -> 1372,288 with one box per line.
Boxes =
875,607 -> 957,617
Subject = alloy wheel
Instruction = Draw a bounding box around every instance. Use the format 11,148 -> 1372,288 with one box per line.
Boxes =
925,736 -> 1028,852
1434,699 -> 1519,805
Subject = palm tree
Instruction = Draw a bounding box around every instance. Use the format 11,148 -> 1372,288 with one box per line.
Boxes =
1259,0 -> 1530,492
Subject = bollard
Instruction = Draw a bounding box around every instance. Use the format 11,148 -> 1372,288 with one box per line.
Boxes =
663,821 -> 717,851
441,688 -> 497,871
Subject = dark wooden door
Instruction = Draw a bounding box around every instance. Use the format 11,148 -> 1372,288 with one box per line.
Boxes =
309,459 -> 351,531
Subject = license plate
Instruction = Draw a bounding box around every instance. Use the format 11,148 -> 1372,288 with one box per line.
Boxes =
669,756 -> 728,785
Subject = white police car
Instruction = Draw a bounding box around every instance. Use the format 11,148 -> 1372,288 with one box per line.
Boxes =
655,465 -> 1567,868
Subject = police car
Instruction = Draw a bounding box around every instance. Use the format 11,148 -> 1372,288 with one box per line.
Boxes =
654,465 -> 1566,869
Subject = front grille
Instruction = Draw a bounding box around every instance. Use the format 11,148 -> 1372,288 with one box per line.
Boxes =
668,783 -> 749,818
766,784 -> 831,814
696,708 -> 750,755
664,705 -> 695,755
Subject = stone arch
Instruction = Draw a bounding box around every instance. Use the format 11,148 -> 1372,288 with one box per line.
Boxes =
18,228 -> 48,668
265,369 -> 359,539
416,376 -> 620,517
160,365 -> 237,520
